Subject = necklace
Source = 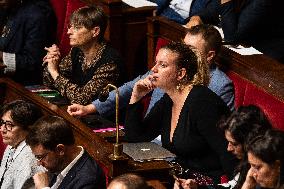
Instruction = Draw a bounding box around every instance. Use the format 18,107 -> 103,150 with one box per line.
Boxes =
81,42 -> 106,72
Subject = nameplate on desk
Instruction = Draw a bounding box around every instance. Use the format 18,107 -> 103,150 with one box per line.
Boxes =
93,126 -> 124,133
123,142 -> 176,162
25,85 -> 69,105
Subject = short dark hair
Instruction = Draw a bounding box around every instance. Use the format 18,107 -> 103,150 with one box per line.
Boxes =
0,100 -> 43,130
70,5 -> 107,42
26,116 -> 75,151
186,24 -> 222,55
219,105 -> 272,145
160,41 -> 209,86
110,173 -> 152,189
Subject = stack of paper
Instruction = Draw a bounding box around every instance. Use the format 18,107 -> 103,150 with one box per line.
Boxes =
122,0 -> 157,8
224,45 -> 263,55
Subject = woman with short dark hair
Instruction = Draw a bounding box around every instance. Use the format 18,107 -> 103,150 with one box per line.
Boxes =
0,100 -> 44,188
43,6 -> 124,105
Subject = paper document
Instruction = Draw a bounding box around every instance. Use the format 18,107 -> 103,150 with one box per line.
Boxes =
212,26 -> 262,55
122,0 -> 157,8
225,45 -> 263,55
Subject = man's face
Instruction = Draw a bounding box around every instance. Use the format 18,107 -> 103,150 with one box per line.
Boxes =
183,33 -> 208,62
31,144 -> 63,173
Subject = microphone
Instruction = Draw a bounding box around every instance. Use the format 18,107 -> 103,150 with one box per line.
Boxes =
102,84 -> 126,160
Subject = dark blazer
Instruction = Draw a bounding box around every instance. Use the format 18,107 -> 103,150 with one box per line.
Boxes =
195,0 -> 284,63
0,0 -> 56,85
52,150 -> 106,189
219,0 -> 284,63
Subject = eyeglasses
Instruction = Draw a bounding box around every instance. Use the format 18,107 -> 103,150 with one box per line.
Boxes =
67,24 -> 84,32
0,119 -> 16,131
35,152 -> 49,162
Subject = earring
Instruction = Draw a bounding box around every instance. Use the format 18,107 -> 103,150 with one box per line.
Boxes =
176,82 -> 182,91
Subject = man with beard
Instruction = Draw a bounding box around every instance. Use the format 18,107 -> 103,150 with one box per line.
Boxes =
26,115 -> 106,189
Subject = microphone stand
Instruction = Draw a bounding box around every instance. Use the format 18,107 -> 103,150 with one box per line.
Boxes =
104,84 -> 126,160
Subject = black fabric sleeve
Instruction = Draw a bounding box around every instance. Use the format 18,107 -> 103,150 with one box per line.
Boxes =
195,0 -> 220,25
220,0 -> 270,43
193,98 -> 237,179
124,97 -> 165,142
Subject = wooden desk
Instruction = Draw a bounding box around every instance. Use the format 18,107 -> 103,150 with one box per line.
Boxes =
0,78 -> 172,182
147,16 -> 284,102
218,47 -> 284,102
86,0 -> 156,79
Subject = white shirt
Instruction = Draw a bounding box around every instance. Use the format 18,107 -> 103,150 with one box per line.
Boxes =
42,146 -> 84,189
218,173 -> 240,189
169,0 -> 193,18
2,52 -> 16,74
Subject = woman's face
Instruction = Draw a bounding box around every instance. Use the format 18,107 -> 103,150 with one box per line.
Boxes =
0,111 -> 27,147
225,130 -> 243,159
67,24 -> 94,47
248,152 -> 280,188
151,48 -> 179,90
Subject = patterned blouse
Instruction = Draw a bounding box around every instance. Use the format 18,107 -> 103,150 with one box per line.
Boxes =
43,43 -> 122,105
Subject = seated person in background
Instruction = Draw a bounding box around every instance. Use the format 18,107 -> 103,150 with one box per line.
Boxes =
125,41 -> 237,184
108,173 -> 151,189
0,0 -> 56,85
0,100 -> 44,188
242,129 -> 284,189
186,0 -> 284,63
26,115 -> 106,189
174,105 -> 272,189
150,0 -> 219,25
43,6 -> 123,105
68,25 -> 234,118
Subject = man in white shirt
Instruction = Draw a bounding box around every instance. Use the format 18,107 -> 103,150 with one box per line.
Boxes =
26,116 -> 106,189
151,0 -> 210,24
